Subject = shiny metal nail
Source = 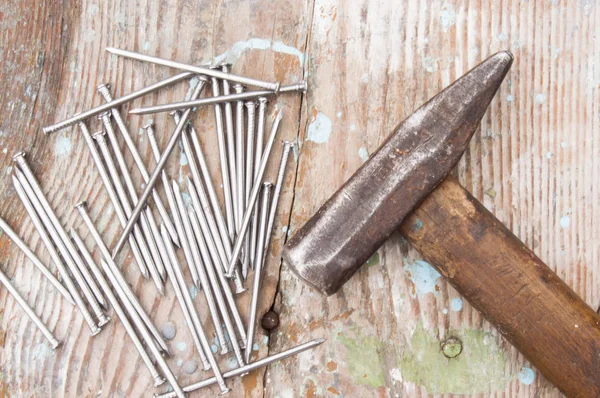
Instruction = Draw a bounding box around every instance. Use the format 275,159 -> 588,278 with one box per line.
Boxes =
154,338 -> 326,398
173,180 -> 207,288
107,47 -> 279,91
13,177 -> 100,335
97,83 -> 180,248
234,84 -> 245,234
166,181 -> 201,287
210,75 -> 236,240
12,152 -> 107,308
250,97 -> 268,270
261,141 -> 294,265
77,122 -> 150,280
93,129 -> 164,295
169,111 -> 230,265
0,266 -> 61,349
160,225 -> 230,393
159,225 -> 212,372
129,90 -> 276,115
112,77 -> 208,257
70,229 -> 165,386
75,202 -> 171,356
245,183 -> 272,364
243,101 -> 257,277
180,204 -> 229,356
187,181 -> 248,363
96,112 -> 165,285
68,230 -> 112,330
42,72 -> 194,134
14,170 -> 109,328
0,217 -> 74,304
187,207 -> 248,355
226,109 -> 285,277
221,64 -> 238,231
278,80 -> 308,93
145,208 -> 169,283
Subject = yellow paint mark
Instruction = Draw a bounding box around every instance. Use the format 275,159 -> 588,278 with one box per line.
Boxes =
327,386 -> 340,395
242,369 -> 259,395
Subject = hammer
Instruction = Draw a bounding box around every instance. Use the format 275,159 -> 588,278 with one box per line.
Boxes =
283,52 -> 600,397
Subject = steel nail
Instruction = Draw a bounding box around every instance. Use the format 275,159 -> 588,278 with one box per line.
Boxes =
42,72 -> 194,134
184,118 -> 233,261
144,208 -> 170,283
278,80 -> 308,93
96,112 -> 165,286
186,180 -> 249,362
112,77 -> 208,257
97,83 -> 180,249
77,122 -> 150,280
129,90 -> 276,115
14,170 -> 108,329
68,229 -> 112,330
210,75 -> 236,241
261,141 -> 294,266
154,339 -> 326,398
243,101 -> 258,277
160,225 -> 230,394
250,97 -> 268,271
187,206 -> 248,356
0,216 -> 75,304
245,183 -> 272,364
107,47 -> 279,91
167,181 -> 201,288
75,202 -> 171,356
234,84 -> 245,233
0,266 -> 61,349
92,129 -> 164,295
181,204 -> 230,356
12,177 -> 100,335
159,225 -> 212,372
226,109 -> 285,277
70,229 -> 165,386
221,64 -> 239,231
12,152 -> 107,308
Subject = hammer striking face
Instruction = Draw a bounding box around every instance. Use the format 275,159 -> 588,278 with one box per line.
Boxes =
283,51 -> 513,296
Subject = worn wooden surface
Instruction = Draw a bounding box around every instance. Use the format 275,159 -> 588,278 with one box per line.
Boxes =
0,1 -> 598,397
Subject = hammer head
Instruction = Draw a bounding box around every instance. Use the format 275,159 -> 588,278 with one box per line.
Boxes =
283,52 -> 513,296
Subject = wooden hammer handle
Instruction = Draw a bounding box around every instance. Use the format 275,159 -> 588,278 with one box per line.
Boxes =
400,177 -> 600,397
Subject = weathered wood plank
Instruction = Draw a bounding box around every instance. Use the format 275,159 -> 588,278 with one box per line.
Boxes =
269,1 -> 599,397
0,0 -> 598,397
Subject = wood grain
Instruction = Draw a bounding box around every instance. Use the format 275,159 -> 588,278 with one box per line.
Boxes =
0,0 -> 598,397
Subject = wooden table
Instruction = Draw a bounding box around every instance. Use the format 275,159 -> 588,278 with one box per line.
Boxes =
0,1 -> 598,397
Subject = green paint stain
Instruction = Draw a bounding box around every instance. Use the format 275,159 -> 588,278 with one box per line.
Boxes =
338,333 -> 385,387
397,322 -> 511,395
365,252 -> 380,267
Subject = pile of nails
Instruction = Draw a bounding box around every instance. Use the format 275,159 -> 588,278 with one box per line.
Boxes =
0,48 -> 324,397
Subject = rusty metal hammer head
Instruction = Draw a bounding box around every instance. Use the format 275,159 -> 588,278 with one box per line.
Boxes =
283,51 -> 513,296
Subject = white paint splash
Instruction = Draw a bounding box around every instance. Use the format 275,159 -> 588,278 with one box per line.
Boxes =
180,152 -> 189,166
560,215 -> 571,229
422,56 -> 438,73
404,259 -> 441,297
390,368 -> 403,382
546,151 -> 553,159
307,111 -> 332,144
451,297 -> 463,312
518,367 -> 535,385
506,94 -> 514,102
176,341 -> 188,352
212,38 -> 304,66
358,147 -> 369,162
440,7 -> 457,32
534,93 -> 546,104
54,135 -> 73,157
